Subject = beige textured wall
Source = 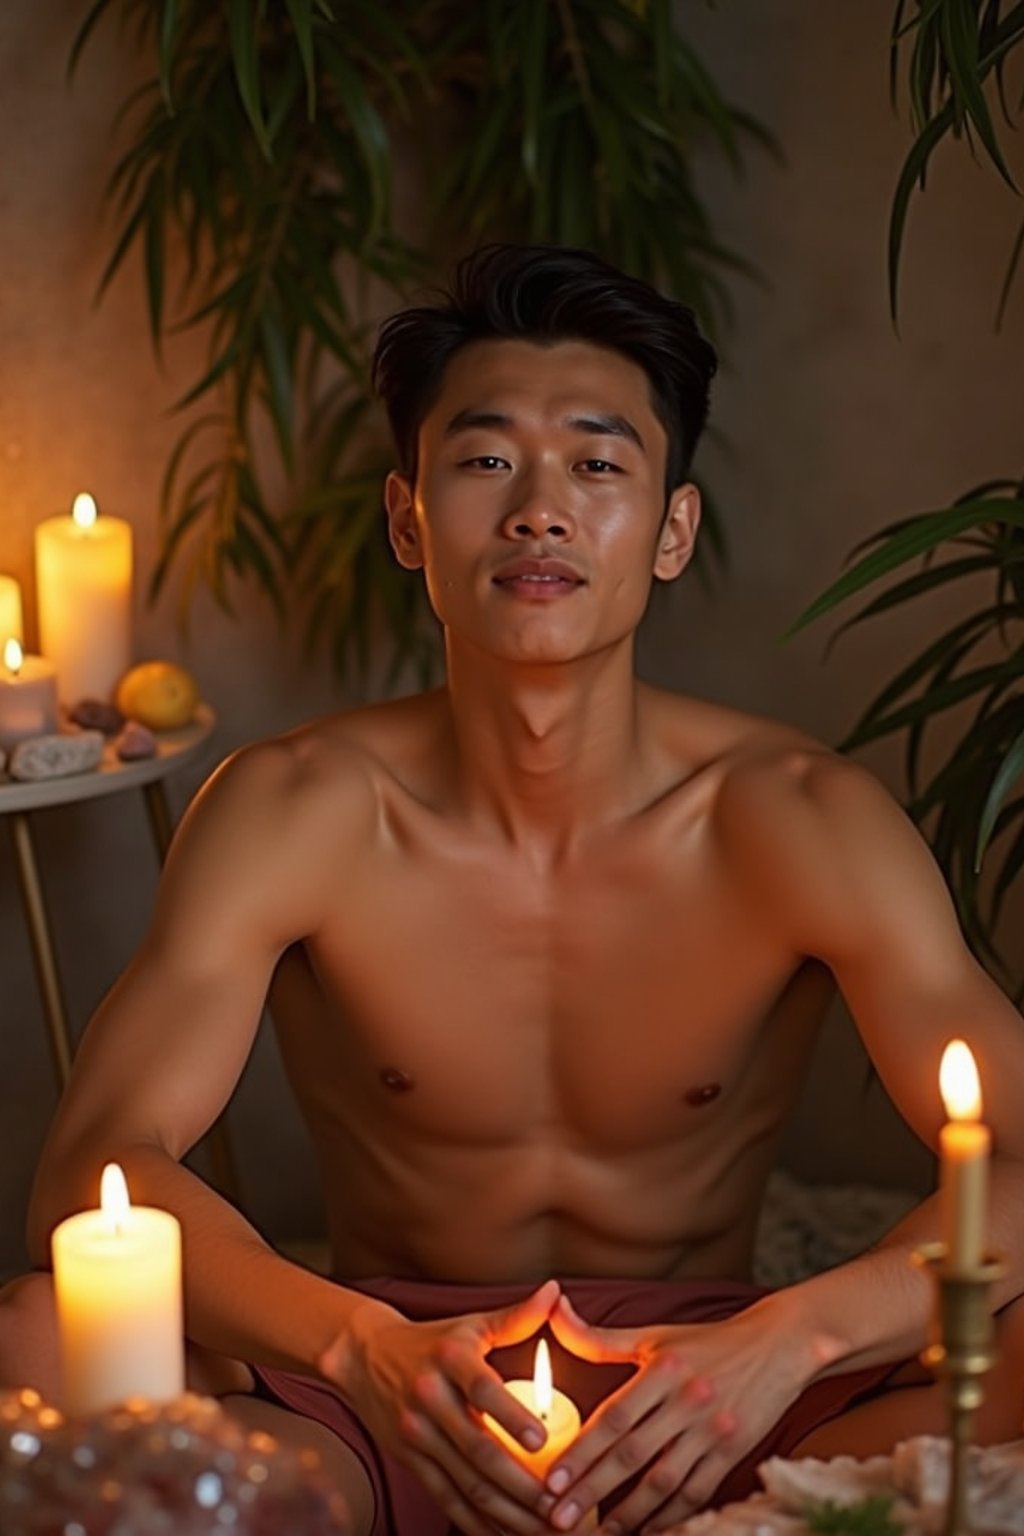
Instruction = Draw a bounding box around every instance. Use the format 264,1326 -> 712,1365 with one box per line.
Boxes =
0,2 -> 1020,1276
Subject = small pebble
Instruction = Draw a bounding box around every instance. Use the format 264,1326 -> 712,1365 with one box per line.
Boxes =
67,698 -> 124,735
115,720 -> 157,761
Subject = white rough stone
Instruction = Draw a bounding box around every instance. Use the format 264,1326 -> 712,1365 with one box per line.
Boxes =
8,730 -> 104,781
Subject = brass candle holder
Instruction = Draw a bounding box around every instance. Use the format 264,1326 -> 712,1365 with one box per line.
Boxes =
913,1242 -> 1006,1536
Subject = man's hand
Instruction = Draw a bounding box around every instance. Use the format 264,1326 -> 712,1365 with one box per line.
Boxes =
543,1292 -> 815,1534
322,1278 -> 571,1536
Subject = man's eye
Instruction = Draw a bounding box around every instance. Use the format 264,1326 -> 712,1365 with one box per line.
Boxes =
580,459 -> 620,473
461,455 -> 508,470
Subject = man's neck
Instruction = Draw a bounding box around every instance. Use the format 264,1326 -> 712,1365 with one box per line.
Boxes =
442,640 -> 649,859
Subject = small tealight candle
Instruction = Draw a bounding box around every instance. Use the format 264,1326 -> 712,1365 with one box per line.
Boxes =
36,492 -> 133,703
0,638 -> 59,754
484,1340 -> 595,1527
939,1038 -> 990,1271
51,1163 -> 184,1417
0,574 -> 23,647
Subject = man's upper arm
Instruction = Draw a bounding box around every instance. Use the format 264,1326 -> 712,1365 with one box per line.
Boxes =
40,735 -> 357,1184
719,748 -> 1024,1160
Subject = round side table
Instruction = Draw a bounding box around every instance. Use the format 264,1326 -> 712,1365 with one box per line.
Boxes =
0,707 -> 239,1197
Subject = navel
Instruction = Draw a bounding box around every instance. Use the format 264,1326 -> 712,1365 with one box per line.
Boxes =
683,1082 -> 722,1108
380,1065 -> 416,1094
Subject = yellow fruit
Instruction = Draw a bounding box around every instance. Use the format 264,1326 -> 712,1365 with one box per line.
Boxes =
115,660 -> 200,731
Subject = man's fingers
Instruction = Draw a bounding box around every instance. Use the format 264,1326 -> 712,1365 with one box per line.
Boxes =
437,1339 -> 548,1450
479,1278 -> 562,1348
399,1393 -> 549,1536
399,1443 -> 506,1536
543,1358 -> 688,1527
547,1292 -> 642,1364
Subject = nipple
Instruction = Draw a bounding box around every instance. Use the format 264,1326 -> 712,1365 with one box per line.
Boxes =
380,1066 -> 416,1093
684,1082 -> 722,1108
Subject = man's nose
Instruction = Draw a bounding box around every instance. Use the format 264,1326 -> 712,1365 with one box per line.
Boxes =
501,487 -> 576,541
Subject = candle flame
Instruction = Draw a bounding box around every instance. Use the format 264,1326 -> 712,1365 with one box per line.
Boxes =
940,1039 -> 982,1121
71,492 -> 98,530
3,638 -> 23,676
532,1338 -> 553,1419
100,1162 -> 131,1234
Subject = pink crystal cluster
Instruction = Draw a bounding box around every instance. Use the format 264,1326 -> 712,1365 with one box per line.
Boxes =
0,1388 -> 350,1535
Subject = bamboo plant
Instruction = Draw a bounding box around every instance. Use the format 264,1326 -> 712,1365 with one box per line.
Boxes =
793,1 -> 1024,977
75,0 -> 768,683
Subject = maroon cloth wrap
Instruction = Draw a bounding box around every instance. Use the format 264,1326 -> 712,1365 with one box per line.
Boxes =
250,1275 -> 907,1535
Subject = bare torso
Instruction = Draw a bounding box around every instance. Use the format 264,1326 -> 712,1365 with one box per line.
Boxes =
266,685 -> 829,1286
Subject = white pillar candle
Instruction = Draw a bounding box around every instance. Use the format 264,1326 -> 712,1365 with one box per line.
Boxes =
484,1340 -> 596,1527
939,1039 -> 990,1271
36,492 -> 133,704
0,639 -> 59,753
0,574 -> 24,646
51,1163 -> 184,1417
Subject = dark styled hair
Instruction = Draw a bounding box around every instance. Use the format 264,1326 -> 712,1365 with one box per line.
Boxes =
372,244 -> 717,496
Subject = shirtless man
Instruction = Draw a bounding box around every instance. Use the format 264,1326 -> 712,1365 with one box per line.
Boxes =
3,243 -> 1024,1536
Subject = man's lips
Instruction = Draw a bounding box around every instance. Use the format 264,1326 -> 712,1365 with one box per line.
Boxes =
492,558 -> 585,591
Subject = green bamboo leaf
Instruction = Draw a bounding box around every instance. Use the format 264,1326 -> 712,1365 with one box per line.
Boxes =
319,38 -> 390,241
976,719 -> 1024,867
158,0 -> 179,110
283,0 -> 317,119
149,493 -> 212,600
847,605 -> 1010,735
143,176 -> 166,354
941,0 -> 1017,184
995,211 -> 1024,326
790,500 -> 1024,634
228,0 -> 272,160
823,553 -> 998,657
258,306 -> 295,472
888,99 -> 955,322
846,654 -> 1022,751
95,202 -> 147,302
68,0 -> 118,82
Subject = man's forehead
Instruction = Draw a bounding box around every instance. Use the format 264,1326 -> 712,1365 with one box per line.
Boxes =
422,336 -> 660,442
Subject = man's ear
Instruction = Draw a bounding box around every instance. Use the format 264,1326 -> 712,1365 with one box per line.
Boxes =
653,483 -> 701,582
385,471 -> 424,571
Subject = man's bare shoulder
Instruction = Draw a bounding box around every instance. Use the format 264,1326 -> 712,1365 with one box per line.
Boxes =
199,689 -> 447,830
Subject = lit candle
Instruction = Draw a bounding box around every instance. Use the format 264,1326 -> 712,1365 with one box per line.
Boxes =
35,492 -> 133,704
939,1039 -> 990,1271
51,1163 -> 184,1417
484,1340 -> 595,1527
0,574 -> 23,647
0,638 -> 59,754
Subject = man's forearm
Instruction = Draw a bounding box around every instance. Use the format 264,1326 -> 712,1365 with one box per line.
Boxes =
761,1159 -> 1024,1382
29,1138 -> 385,1390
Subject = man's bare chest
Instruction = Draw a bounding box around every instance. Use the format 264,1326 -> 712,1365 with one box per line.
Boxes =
293,831 -> 805,1152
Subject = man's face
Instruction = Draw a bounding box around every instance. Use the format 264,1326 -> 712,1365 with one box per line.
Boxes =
386,338 -> 699,666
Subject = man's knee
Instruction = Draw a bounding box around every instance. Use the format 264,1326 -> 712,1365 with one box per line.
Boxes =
0,1272 -> 61,1396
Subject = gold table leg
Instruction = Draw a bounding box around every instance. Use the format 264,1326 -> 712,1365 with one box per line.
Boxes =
8,811 -> 73,1089
143,781 -> 242,1204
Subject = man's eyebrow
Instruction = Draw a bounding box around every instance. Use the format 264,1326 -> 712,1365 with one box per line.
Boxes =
566,413 -> 644,451
443,408 -> 513,437
442,407 -> 645,451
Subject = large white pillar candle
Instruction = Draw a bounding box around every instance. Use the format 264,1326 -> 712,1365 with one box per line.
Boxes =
0,639 -> 59,753
35,492 -> 133,704
938,1039 -> 990,1272
51,1163 -> 184,1417
0,574 -> 23,646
